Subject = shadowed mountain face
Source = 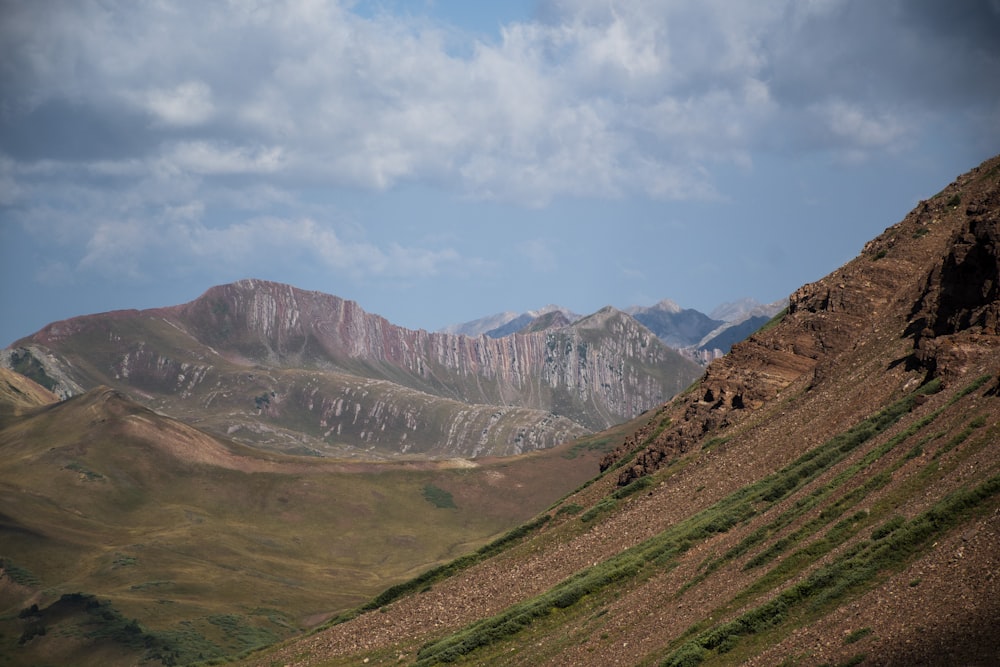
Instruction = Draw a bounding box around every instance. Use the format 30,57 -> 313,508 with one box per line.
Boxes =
2,282 -> 702,458
626,300 -> 723,349
246,156 -> 1000,666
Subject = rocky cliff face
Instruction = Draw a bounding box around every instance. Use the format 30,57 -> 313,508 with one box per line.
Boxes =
602,155 -> 1000,485
173,281 -> 698,430
4,281 -> 702,458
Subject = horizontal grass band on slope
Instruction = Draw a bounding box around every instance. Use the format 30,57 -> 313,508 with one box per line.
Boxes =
412,381 -> 941,665
661,473 -> 1000,667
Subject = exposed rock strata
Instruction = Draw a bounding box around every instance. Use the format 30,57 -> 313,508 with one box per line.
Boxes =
603,156 -> 1000,485
4,282 -> 701,458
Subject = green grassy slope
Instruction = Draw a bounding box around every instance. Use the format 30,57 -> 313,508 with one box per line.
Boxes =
0,386 -> 614,666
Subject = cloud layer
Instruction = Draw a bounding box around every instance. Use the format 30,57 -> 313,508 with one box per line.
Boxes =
1,0 -> 998,283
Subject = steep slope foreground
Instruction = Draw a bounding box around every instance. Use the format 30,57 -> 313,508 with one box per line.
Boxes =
1,283 -> 701,458
248,156 -> 1000,666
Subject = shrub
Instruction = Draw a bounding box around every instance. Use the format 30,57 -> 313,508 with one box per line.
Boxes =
556,503 -> 584,517
612,476 -> 653,499
581,499 -> 616,523
844,627 -> 873,644
421,484 -> 456,509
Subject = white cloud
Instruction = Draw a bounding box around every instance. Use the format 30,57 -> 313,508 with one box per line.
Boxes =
165,142 -> 287,175
2,0 -> 776,203
79,219 -> 151,278
139,81 -> 215,126
2,0 -> 997,215
184,217 -> 475,279
25,189 -> 479,283
820,100 -> 909,149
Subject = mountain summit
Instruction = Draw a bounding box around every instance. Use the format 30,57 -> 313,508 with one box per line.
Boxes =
249,156 -> 1000,666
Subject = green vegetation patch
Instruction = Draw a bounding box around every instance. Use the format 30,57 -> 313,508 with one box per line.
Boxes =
65,461 -> 105,481
580,498 -> 617,523
562,435 -> 614,460
757,307 -> 789,334
844,627 -> 873,644
422,484 -> 457,509
612,475 -> 654,500
17,593 -> 289,666
556,503 -> 584,517
0,557 -> 41,587
6,348 -> 59,391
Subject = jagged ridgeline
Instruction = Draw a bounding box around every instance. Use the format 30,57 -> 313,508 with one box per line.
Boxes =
246,155 -> 1000,666
2,283 -> 702,458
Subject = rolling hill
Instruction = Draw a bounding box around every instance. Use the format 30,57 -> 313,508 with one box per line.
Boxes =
0,371 -> 622,666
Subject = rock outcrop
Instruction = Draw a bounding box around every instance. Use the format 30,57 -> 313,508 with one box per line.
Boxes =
603,155 -> 1000,485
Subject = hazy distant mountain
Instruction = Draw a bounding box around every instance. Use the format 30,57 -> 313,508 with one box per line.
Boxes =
448,297 -> 786,356
709,297 -> 765,322
624,299 -> 723,348
697,298 -> 788,354
3,282 -> 701,458
442,305 -> 580,338
516,309 -> 573,334
438,311 -> 521,337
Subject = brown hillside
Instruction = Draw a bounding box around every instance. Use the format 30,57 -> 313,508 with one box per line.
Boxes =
246,156 -> 1000,666
0,367 -> 58,416
0,382 -> 614,666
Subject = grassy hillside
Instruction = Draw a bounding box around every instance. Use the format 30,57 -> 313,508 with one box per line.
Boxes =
0,367 -> 58,416
0,387 -> 620,666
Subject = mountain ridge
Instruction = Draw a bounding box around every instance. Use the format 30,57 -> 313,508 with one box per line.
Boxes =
3,280 -> 702,458
447,297 -> 785,352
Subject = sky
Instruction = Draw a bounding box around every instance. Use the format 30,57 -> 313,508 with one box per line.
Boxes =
1,0 -> 999,347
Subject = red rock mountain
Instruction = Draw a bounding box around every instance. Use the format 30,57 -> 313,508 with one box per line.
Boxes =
2,282 -> 702,458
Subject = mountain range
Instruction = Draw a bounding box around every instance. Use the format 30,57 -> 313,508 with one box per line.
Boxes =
442,297 -> 786,357
1,154 -> 997,666
1,282 -> 703,459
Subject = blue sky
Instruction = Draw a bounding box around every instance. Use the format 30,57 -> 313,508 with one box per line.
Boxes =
1,0 -> 999,347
